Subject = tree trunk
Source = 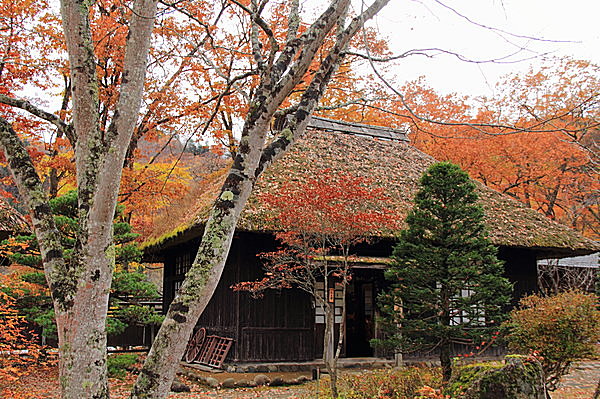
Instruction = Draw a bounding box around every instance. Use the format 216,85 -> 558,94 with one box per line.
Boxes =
323,303 -> 339,398
0,118 -> 115,399
130,1 -> 390,397
441,281 -> 452,383
131,115 -> 273,398
440,340 -> 452,383
55,255 -> 112,398
331,264 -> 349,399
4,0 -> 390,397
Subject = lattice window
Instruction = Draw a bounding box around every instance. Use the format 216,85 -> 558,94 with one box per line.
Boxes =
174,280 -> 182,295
314,281 -> 343,324
449,287 -> 485,326
432,283 -> 485,326
174,252 -> 192,276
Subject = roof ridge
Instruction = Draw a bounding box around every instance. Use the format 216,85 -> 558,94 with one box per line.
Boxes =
307,116 -> 408,142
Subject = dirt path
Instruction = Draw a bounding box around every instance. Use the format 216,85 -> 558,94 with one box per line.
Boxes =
552,361 -> 600,399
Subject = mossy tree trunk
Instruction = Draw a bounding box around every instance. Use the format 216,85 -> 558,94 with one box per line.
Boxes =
0,0 -> 157,397
131,1 -> 390,397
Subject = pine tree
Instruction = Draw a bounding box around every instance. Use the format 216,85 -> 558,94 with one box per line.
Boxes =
378,162 -> 512,381
0,190 -> 161,340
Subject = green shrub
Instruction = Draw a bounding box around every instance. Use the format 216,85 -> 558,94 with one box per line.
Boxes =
503,290 -> 600,391
107,353 -> 139,379
106,317 -> 128,336
0,191 -> 157,342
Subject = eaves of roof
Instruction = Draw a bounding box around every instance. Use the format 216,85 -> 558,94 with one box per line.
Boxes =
143,126 -> 600,258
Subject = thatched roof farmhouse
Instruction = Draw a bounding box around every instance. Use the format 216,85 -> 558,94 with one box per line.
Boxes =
144,118 -> 599,364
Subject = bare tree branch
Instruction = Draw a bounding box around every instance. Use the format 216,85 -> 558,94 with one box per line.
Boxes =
356,32 -> 600,141
345,47 -> 553,65
259,0 -> 390,175
0,94 -> 75,144
432,0 -> 574,44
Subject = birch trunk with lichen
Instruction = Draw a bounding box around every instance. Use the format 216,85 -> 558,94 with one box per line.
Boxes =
0,0 -> 157,397
131,1 -> 390,397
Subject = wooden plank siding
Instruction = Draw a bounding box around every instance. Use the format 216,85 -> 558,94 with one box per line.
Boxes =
240,327 -> 313,361
163,233 -> 315,362
162,232 -> 541,364
235,233 -> 315,361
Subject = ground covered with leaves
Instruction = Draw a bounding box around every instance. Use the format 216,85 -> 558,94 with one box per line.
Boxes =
2,361 -> 598,398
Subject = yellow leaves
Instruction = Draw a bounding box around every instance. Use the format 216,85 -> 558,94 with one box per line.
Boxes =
120,160 -> 193,235
143,160 -> 230,244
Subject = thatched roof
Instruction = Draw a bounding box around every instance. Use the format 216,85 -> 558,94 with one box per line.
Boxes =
0,198 -> 29,235
144,119 -> 600,259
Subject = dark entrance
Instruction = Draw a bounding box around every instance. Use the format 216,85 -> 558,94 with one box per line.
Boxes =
345,272 -> 376,357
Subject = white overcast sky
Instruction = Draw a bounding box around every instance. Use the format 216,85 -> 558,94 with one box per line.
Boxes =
359,0 -> 600,97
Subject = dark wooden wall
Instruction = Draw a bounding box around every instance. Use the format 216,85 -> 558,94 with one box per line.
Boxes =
161,233 -> 541,363
236,233 -> 315,361
163,232 -> 315,362
498,247 -> 539,306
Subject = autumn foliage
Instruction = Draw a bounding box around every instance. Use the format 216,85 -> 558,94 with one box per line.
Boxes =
312,57 -> 599,240
0,272 -> 54,398
0,0 -> 598,396
234,169 -> 397,398
503,290 -> 600,391
0,0 -> 395,238
266,170 -> 396,241
235,169 -> 397,294
395,58 -> 600,239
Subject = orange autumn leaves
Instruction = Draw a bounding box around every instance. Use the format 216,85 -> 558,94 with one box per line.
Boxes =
329,57 -> 600,240
261,170 -> 399,243
1,0 -> 598,243
233,170 -> 398,294
0,0 -> 214,232
1,0 -> 397,238
0,272 -> 55,398
410,59 -> 599,239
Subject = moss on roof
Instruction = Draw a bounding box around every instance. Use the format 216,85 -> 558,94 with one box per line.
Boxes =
144,129 -> 600,255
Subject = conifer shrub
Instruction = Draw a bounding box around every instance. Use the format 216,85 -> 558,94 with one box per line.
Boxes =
107,353 -> 139,379
377,162 -> 512,382
0,190 -> 162,340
